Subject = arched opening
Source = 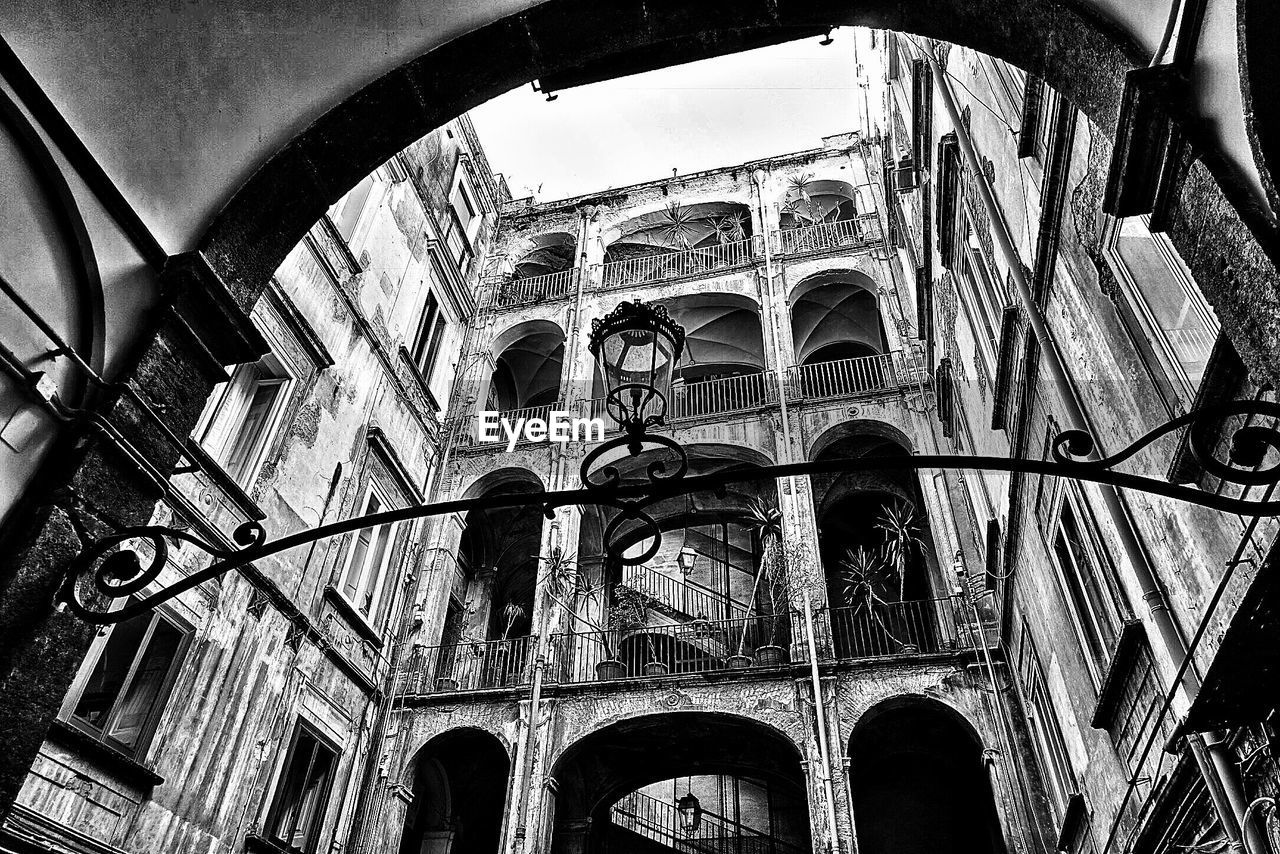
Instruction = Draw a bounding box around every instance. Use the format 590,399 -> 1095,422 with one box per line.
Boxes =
569,446 -> 785,680
662,293 -> 769,418
601,202 -> 755,286
790,272 -> 890,398
497,231 -> 581,305
812,431 -> 942,657
399,729 -> 511,854
779,177 -> 862,228
424,472 -> 542,690
550,713 -> 811,854
850,700 -> 1007,854
488,321 -> 565,412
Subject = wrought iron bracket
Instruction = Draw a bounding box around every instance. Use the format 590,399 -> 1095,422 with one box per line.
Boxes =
59,400 -> 1280,624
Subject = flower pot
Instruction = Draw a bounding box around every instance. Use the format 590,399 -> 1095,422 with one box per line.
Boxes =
642,661 -> 669,676
595,660 -> 627,680
753,645 -> 787,667
725,654 -> 753,670
504,670 -> 522,686
435,677 -> 459,691
899,643 -> 919,654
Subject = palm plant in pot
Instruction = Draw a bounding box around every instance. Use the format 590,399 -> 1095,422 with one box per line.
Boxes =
874,500 -> 925,652
727,497 -> 784,669
610,584 -> 667,676
542,548 -> 627,680
495,600 -> 527,686
838,546 -> 908,656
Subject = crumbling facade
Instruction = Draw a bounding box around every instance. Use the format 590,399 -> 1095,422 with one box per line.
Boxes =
2,29 -> 1278,854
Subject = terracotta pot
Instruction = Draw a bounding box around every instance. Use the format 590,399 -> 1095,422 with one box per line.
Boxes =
642,661 -> 669,676
725,654 -> 753,669
753,645 -> 787,666
899,643 -> 919,654
435,677 -> 459,691
595,660 -> 626,680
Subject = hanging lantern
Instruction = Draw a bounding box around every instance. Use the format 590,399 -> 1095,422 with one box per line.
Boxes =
588,300 -> 685,435
676,791 -> 702,834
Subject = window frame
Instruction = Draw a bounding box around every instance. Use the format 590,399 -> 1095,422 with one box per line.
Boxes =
444,165 -> 482,276
194,354 -> 293,489
336,482 -> 400,631
410,288 -> 448,384
1016,623 -> 1078,820
1101,214 -> 1220,409
264,719 -> 340,854
60,607 -> 191,759
1049,486 -> 1127,686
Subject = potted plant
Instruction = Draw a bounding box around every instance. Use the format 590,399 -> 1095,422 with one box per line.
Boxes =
838,546 -> 908,655
723,497 -> 783,669
496,601 -> 527,685
610,585 -> 666,676
874,501 -> 925,652
749,497 -> 790,667
542,548 -> 627,680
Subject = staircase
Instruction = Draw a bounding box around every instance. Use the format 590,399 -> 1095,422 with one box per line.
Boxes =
620,565 -> 752,624
608,791 -> 803,854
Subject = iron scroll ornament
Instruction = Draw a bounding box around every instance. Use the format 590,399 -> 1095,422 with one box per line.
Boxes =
59,400 -> 1280,624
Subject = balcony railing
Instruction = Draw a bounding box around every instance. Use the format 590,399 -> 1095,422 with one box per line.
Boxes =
548,612 -> 799,685
612,790 -> 805,854
397,598 -> 982,696
492,268 -> 580,308
621,565 -> 750,622
582,370 -> 777,435
786,352 -> 903,401
773,215 -> 882,256
398,635 -> 532,694
821,598 -> 975,659
600,236 -> 761,289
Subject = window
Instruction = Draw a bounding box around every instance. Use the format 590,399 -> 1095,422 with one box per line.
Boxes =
1109,641 -> 1175,801
197,358 -> 290,487
65,609 -> 188,757
410,290 -> 447,382
1052,492 -> 1125,682
1104,215 -> 1219,404
1032,82 -> 1061,164
1016,624 -> 1077,819
444,171 -> 480,275
266,722 -> 337,854
955,217 -> 1006,379
331,175 -> 376,242
339,485 -> 398,626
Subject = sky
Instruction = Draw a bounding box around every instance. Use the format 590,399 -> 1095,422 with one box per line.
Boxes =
470,33 -> 871,203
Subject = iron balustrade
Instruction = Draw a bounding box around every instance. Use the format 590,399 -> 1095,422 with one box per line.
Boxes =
773,214 -> 882,256
399,635 -> 532,693
787,352 -> 903,401
492,268 -> 581,308
547,612 -> 800,684
395,599 -> 984,696
599,236 -> 762,289
610,789 -> 804,854
620,564 -> 750,623
582,370 -> 776,435
821,597 -> 974,660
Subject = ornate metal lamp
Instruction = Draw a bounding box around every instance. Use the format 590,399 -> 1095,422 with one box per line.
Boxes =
676,783 -> 702,834
579,300 -> 692,566
588,299 -> 685,448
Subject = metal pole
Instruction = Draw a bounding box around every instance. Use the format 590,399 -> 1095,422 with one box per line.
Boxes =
802,587 -> 843,852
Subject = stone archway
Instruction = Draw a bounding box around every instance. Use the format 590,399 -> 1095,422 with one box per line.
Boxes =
548,711 -> 812,854
848,697 -> 1007,854
399,728 -> 512,854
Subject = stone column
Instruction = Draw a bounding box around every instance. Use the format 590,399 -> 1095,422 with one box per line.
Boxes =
0,252 -> 268,815
551,818 -> 591,854
420,829 -> 455,854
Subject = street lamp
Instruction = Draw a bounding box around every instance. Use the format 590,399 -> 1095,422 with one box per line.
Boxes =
676,788 -> 702,834
588,299 -> 685,447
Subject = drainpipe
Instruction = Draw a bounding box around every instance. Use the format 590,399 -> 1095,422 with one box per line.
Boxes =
802,588 -> 843,852
922,44 -> 1252,845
